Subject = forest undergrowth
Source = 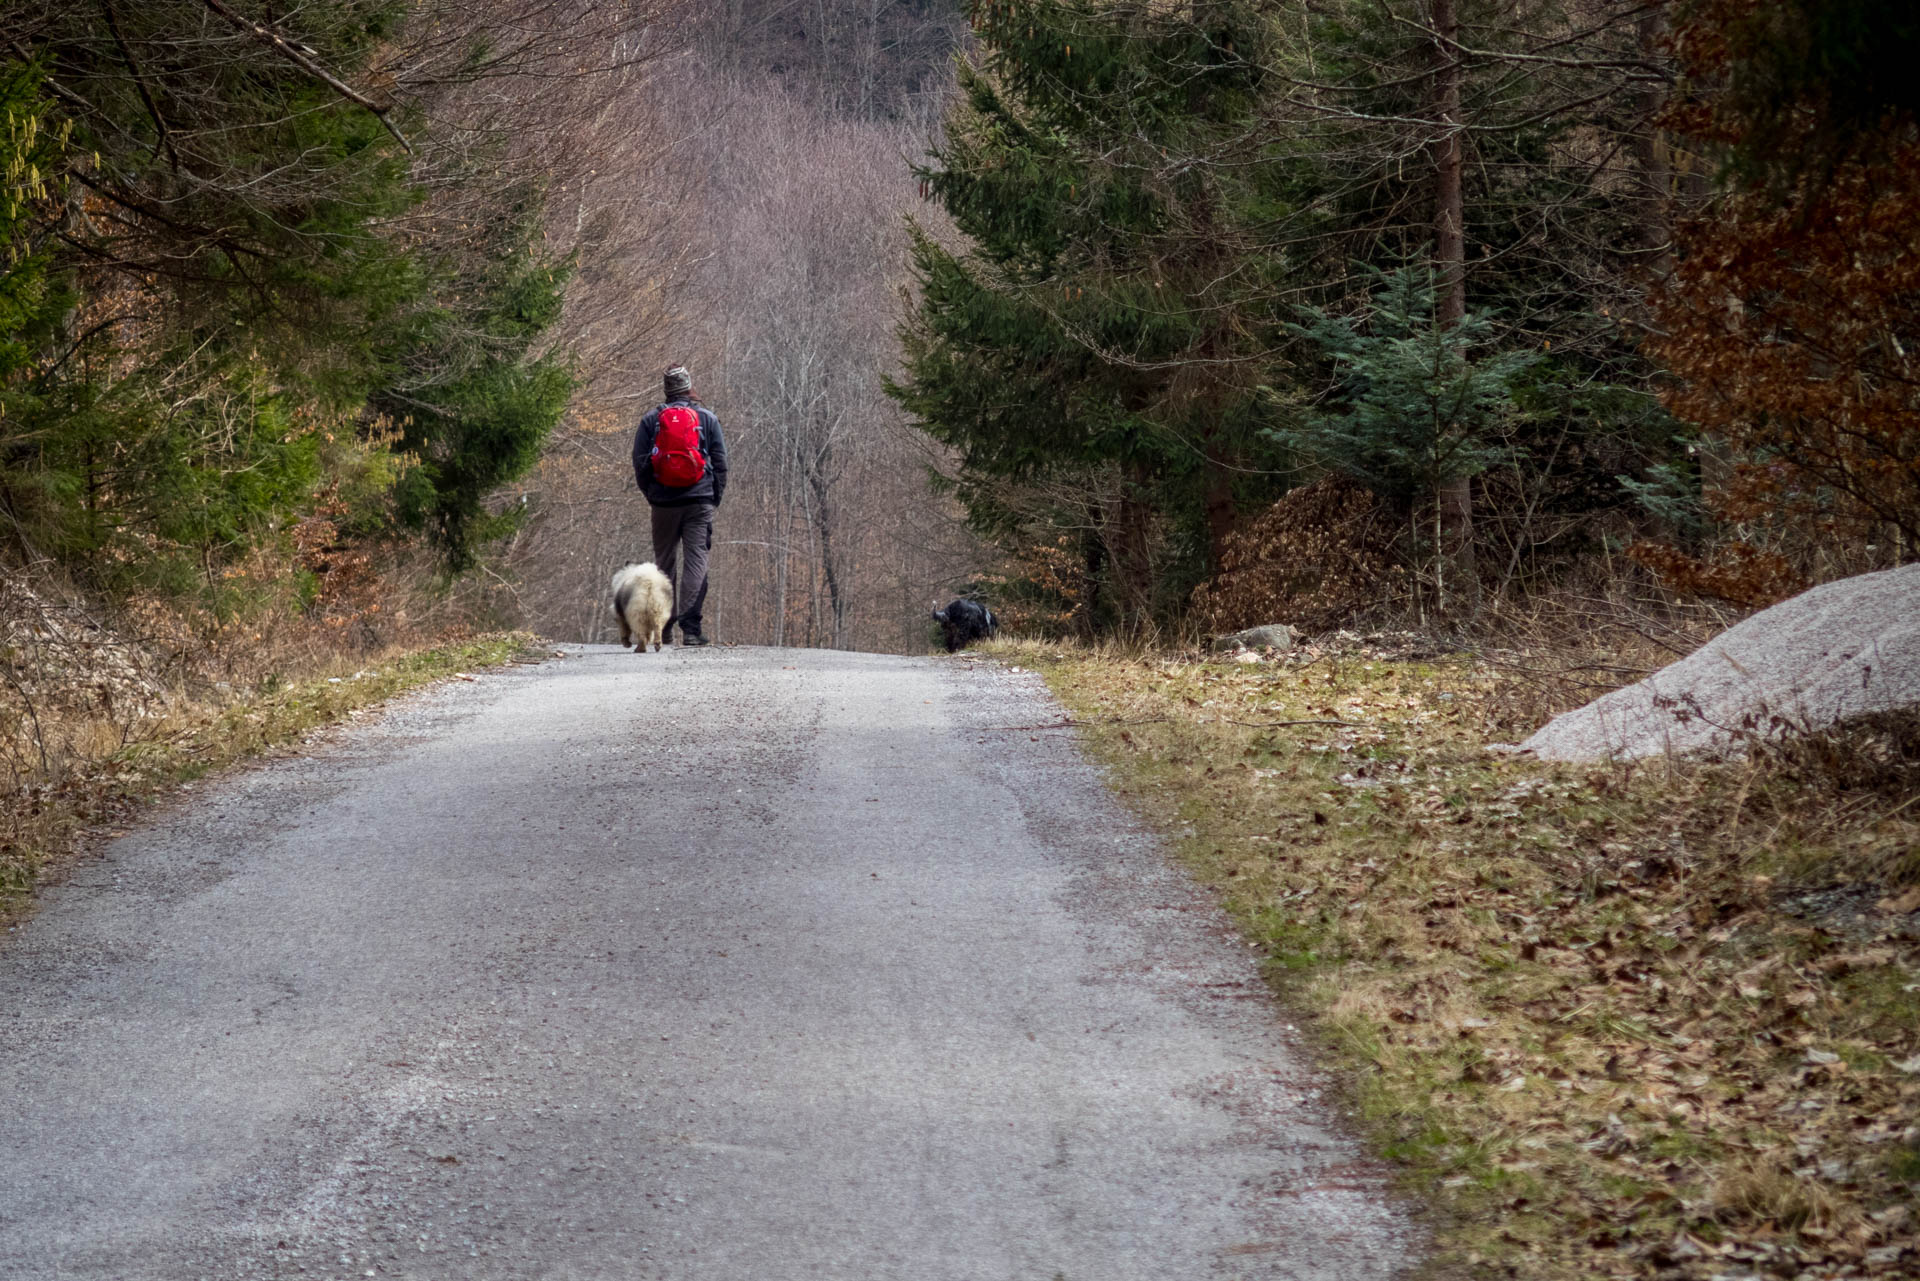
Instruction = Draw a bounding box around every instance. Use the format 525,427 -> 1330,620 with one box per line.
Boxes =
1,571 -> 542,917
1010,631 -> 1920,1280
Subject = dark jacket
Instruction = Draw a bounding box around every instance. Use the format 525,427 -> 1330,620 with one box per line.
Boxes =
632,399 -> 729,507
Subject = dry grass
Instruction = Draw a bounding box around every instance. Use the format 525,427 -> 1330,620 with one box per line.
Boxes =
2,575 -> 544,914
999,633 -> 1920,1280
1472,586 -> 1743,738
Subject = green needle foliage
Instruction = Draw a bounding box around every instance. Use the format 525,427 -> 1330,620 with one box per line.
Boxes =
895,0 -> 1681,633
891,0 -> 1309,628
381,215 -> 573,570
1283,265 -> 1537,510
0,1 -> 575,611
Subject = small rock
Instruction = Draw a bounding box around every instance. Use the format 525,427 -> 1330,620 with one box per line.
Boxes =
1211,624 -> 1294,653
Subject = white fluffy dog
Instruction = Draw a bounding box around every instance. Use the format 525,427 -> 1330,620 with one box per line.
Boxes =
610,562 -> 674,652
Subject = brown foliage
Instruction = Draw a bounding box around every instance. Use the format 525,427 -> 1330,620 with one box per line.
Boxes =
1651,3 -> 1920,560
1190,476 -> 1403,635
292,486 -> 384,628
1625,539 -> 1806,609
988,535 -> 1091,637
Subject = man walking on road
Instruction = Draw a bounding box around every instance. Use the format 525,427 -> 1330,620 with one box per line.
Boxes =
633,365 -> 729,647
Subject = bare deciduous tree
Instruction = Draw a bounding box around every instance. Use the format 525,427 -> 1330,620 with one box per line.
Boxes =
505,63 -> 985,651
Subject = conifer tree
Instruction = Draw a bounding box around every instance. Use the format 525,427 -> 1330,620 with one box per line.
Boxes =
380,214 -> 574,570
897,0 -> 1679,628
1283,266 -> 1537,613
1253,0 -> 1680,610
891,0 -> 1306,625
0,1 -> 583,590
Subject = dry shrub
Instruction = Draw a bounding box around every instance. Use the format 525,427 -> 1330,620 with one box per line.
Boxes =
994,536 -> 1092,636
1627,539 -> 1808,609
2,552 -> 510,902
1746,706 -> 1920,798
1,575 -> 168,780
1733,707 -> 1920,887
2,547 -> 482,791
292,487 -> 384,629
1190,475 -> 1403,634
1476,579 -> 1740,737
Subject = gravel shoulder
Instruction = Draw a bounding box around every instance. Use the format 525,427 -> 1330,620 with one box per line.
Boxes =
0,644 -> 1417,1280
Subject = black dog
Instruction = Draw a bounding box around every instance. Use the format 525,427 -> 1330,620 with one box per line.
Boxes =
932,599 -> 997,652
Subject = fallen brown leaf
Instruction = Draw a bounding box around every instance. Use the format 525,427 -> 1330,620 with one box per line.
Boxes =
1875,886 -> 1920,914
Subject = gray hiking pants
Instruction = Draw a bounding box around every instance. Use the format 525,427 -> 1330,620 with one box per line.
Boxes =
649,502 -> 715,638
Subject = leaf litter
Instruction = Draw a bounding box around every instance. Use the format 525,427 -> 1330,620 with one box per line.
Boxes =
1008,638 -> 1920,1280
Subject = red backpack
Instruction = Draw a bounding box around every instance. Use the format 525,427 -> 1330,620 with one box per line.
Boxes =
650,405 -> 708,488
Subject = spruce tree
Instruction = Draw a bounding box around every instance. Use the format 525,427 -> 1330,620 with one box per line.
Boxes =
380,214 -> 574,571
1283,266 -> 1537,613
1260,0 -> 1680,608
891,0 -> 1309,627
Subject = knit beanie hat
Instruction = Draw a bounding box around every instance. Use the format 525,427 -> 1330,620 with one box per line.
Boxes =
663,365 -> 693,399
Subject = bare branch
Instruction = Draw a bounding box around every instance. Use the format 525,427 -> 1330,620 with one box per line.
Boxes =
194,0 -> 413,153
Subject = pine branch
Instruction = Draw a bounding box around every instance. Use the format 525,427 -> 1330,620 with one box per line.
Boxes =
194,0 -> 413,154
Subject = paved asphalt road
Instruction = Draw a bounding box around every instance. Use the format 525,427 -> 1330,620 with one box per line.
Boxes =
2,645 -> 1416,1280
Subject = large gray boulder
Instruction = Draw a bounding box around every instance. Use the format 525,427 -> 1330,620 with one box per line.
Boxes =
1211,623 -> 1295,653
1521,562 -> 1920,761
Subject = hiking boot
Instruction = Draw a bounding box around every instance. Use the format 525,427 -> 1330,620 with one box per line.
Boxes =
681,633 -> 712,648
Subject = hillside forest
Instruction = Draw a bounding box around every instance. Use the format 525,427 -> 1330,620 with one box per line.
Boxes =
4,0 -> 1916,660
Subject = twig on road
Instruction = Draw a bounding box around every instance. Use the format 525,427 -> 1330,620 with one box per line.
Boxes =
986,715 -> 1367,732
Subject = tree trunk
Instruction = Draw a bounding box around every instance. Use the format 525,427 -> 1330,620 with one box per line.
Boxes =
1634,5 -> 1673,276
809,466 -> 847,649
772,512 -> 789,648
1432,0 -> 1479,616
1082,500 -> 1105,635
1110,465 -> 1155,632
1203,449 -> 1236,572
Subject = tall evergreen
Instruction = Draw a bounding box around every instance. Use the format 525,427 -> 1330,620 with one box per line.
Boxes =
895,0 -> 1682,630
891,0 -> 1309,627
1284,0 -> 1678,607
381,213 -> 574,570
